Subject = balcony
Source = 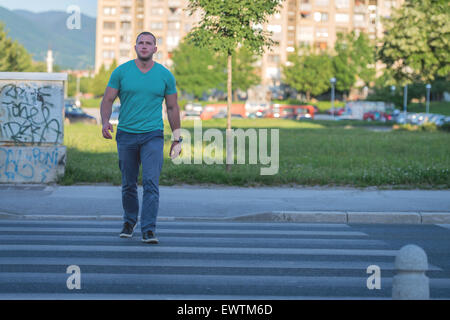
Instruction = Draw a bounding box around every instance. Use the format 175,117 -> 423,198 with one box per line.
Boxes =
300,4 -> 312,12
354,5 -> 367,13
120,0 -> 132,6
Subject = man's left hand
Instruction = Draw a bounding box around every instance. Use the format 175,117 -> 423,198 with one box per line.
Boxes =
170,141 -> 182,159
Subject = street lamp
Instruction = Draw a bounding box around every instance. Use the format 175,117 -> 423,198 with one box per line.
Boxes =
426,84 -> 432,114
403,84 -> 408,119
330,77 -> 336,120
390,85 -> 396,106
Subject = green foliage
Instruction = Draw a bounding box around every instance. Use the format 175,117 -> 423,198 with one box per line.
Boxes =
0,23 -> 33,71
186,0 -> 281,56
171,39 -> 225,99
92,60 -> 117,97
282,46 -> 333,100
333,32 -> 376,93
379,0 -> 450,83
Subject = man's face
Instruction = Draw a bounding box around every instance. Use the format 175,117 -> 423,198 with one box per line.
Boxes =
135,34 -> 157,61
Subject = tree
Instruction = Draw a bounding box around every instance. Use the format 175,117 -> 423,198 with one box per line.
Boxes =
379,0 -> 450,84
230,46 -> 260,100
0,23 -> 33,72
282,46 -> 333,101
92,60 -> 117,97
186,0 -> 281,171
172,39 -> 225,99
333,32 -> 376,96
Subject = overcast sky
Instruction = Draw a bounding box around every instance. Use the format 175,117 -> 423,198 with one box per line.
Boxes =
0,0 -> 97,18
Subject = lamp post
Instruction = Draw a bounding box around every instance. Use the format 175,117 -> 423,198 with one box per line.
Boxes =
330,77 -> 336,120
390,85 -> 396,106
426,84 -> 431,114
403,84 -> 408,119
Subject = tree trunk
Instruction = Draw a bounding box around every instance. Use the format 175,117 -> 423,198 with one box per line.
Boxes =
306,91 -> 311,101
226,53 -> 232,172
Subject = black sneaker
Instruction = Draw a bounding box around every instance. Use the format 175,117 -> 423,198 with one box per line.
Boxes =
142,230 -> 159,244
119,222 -> 136,238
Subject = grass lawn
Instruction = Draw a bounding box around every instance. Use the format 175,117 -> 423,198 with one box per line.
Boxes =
61,118 -> 449,188
405,102 -> 450,116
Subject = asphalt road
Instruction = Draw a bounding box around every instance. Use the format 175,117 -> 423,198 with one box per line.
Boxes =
0,219 -> 449,299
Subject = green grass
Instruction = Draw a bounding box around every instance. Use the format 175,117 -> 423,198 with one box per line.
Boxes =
405,101 -> 450,116
79,97 -> 103,109
60,119 -> 450,188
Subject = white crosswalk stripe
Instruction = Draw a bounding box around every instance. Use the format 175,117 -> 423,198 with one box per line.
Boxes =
0,219 -> 447,299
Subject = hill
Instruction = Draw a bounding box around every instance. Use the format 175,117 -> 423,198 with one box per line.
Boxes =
0,6 -> 95,70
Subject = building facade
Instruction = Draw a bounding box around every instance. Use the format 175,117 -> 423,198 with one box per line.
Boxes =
95,0 -> 404,87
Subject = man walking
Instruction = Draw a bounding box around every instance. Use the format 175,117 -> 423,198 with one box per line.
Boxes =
100,32 -> 182,244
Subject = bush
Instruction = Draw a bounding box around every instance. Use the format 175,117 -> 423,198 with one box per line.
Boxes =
439,122 -> 450,132
393,123 -> 438,132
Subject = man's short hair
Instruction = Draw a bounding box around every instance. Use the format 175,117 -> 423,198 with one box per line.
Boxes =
136,32 -> 157,45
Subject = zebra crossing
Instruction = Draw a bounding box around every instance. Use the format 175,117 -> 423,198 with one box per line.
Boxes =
0,219 -> 447,299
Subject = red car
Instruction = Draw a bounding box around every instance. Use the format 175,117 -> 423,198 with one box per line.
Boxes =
363,111 -> 392,122
327,107 -> 345,116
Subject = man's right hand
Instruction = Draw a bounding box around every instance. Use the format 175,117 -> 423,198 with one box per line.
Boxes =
102,122 -> 114,139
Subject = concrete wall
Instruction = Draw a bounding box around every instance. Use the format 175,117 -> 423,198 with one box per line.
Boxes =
0,73 -> 67,184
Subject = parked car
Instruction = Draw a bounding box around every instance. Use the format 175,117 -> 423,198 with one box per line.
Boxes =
212,112 -> 243,119
363,111 -> 392,122
64,102 -> 96,124
327,107 -> 345,116
183,110 -> 201,120
110,104 -> 121,125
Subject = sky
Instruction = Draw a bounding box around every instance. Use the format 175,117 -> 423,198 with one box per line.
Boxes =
0,0 -> 97,17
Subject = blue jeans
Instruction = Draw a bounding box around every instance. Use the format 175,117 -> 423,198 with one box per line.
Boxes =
116,129 -> 164,233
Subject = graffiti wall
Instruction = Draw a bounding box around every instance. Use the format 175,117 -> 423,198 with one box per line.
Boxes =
0,146 -> 66,183
0,73 -> 67,183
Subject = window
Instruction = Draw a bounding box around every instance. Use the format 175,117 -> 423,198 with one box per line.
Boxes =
168,22 -> 180,30
156,37 -> 163,45
121,6 -> 131,14
167,36 -> 180,46
315,42 -> 327,50
314,12 -> 328,22
268,54 -> 280,64
151,22 -> 164,30
151,8 -> 164,15
103,50 -> 115,59
120,50 -> 129,57
121,21 -> 131,30
354,14 -> 365,22
298,26 -> 314,41
335,13 -> 349,23
316,28 -> 328,38
120,34 -> 131,43
103,21 -> 116,30
335,0 -> 350,9
103,7 -> 116,15
315,0 -> 329,6
103,36 -> 116,44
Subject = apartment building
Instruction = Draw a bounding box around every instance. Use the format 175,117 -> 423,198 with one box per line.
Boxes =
95,0 -> 404,86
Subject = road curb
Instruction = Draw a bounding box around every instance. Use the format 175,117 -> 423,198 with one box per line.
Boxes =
2,211 -> 450,224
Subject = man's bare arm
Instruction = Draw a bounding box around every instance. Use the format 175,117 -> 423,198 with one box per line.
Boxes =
165,93 -> 181,139
165,93 -> 182,158
100,87 -> 119,139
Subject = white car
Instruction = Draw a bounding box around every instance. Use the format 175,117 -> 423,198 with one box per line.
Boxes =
110,104 -> 120,125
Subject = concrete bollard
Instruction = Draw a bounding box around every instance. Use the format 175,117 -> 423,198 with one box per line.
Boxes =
392,244 -> 430,300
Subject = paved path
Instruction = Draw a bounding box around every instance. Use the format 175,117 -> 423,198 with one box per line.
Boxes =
0,185 -> 449,224
1,218 -> 449,299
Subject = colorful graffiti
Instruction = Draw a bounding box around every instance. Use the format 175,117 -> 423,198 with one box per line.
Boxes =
0,146 -> 66,183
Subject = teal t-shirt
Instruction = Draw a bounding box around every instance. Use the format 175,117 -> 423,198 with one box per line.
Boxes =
107,60 -> 177,133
